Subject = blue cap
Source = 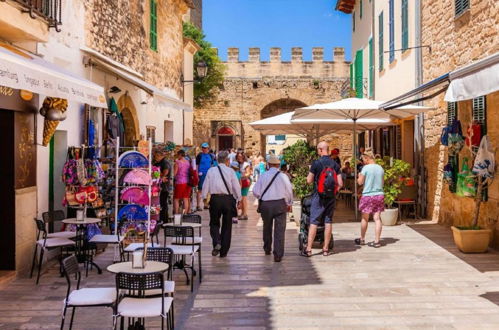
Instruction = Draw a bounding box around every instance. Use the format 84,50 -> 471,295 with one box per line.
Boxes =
201,142 -> 209,148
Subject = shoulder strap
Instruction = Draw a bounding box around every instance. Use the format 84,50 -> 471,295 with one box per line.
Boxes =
217,166 -> 231,195
260,171 -> 281,200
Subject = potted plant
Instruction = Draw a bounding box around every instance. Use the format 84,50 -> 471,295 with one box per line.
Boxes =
283,140 -> 316,226
375,157 -> 411,226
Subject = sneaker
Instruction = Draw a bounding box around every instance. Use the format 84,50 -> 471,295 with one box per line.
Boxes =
212,244 -> 221,256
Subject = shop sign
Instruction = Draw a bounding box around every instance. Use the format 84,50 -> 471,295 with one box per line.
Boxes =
0,86 -> 38,113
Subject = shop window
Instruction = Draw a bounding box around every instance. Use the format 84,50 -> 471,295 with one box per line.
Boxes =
378,12 -> 384,71
150,0 -> 158,51
401,0 -> 409,51
455,0 -> 470,17
447,102 -> 459,193
146,126 -> 156,143
389,0 -> 395,63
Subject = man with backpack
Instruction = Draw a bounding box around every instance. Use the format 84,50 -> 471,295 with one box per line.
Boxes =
304,141 -> 343,257
196,142 -> 216,211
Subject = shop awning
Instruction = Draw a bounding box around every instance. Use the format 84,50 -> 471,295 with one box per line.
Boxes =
81,47 -> 192,111
444,52 -> 499,102
0,42 -> 107,108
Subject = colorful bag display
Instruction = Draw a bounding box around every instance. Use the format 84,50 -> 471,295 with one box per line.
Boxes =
465,123 -> 482,148
456,158 -> 476,197
446,120 -> 464,155
472,135 -> 495,179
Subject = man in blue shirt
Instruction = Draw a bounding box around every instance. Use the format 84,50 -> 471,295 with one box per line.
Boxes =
196,142 -> 215,211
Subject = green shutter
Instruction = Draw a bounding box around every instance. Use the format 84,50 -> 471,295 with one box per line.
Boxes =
369,38 -> 374,98
150,0 -> 158,51
455,0 -> 470,17
378,12 -> 384,71
350,63 -> 354,89
389,0 -> 394,62
401,0 -> 409,51
355,49 -> 363,98
447,102 -> 458,193
360,0 -> 363,19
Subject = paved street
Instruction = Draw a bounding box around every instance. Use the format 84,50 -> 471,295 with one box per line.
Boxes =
2,197 -> 499,329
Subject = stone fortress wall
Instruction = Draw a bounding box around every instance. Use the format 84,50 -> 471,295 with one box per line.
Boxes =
193,47 -> 352,157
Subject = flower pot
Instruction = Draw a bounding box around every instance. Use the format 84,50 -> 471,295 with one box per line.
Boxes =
451,226 -> 492,253
292,202 -> 301,227
380,208 -> 398,226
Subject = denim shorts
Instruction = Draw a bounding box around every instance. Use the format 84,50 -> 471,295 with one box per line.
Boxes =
309,193 -> 336,226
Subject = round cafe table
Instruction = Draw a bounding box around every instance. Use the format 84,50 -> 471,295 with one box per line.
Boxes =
62,218 -> 102,274
107,261 -> 169,274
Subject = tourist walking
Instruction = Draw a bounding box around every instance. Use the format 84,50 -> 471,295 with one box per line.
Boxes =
331,148 -> 341,167
253,154 -> 293,262
196,142 -> 216,211
173,149 -> 191,214
356,150 -> 385,248
230,161 -> 242,224
236,151 -> 252,220
202,151 -> 241,258
304,141 -> 343,257
153,148 -> 171,223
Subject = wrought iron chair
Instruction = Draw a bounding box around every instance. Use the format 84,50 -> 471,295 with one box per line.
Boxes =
114,272 -> 173,330
41,210 -> 77,239
60,256 -> 115,329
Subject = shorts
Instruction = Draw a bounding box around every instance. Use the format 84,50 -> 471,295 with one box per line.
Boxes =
174,184 -> 192,199
309,193 -> 336,226
241,187 -> 250,196
198,174 -> 206,190
359,195 -> 385,214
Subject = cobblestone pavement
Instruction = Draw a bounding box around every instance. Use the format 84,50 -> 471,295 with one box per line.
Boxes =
2,197 -> 499,329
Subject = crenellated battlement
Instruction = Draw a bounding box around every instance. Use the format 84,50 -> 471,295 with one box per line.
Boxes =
215,47 -> 350,79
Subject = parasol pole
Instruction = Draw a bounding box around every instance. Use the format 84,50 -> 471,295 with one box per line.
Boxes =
115,137 -> 119,237
146,138 -> 152,245
353,118 -> 359,221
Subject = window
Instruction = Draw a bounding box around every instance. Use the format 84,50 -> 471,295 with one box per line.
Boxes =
149,0 -> 158,51
353,11 -> 355,32
360,0 -> 363,19
447,102 -> 458,193
472,96 -> 487,134
455,0 -> 470,17
275,135 -> 286,141
378,12 -> 384,71
354,49 -> 363,98
146,126 -> 156,143
369,38 -> 374,97
350,63 -> 354,89
389,0 -> 395,62
401,0 -> 409,51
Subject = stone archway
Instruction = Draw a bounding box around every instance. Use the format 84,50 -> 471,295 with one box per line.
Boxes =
260,98 -> 307,154
117,94 -> 140,146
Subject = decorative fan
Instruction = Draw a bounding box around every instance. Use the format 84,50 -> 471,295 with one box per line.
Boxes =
118,204 -> 148,221
123,169 -> 151,185
120,186 -> 149,205
118,151 -> 149,168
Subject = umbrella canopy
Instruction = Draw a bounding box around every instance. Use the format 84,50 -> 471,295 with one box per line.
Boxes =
293,97 -> 433,121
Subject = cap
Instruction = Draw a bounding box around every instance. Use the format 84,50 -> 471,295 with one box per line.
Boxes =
230,161 -> 240,169
267,154 -> 281,165
201,142 -> 209,148
331,148 -> 340,156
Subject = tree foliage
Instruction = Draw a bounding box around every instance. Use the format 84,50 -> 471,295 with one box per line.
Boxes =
183,22 -> 225,107
375,157 -> 411,208
283,140 -> 317,199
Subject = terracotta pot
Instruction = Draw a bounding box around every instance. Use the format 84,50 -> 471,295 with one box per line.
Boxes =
380,208 -> 398,226
451,226 -> 492,253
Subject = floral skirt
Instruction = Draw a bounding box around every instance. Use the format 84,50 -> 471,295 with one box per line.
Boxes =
359,195 -> 385,214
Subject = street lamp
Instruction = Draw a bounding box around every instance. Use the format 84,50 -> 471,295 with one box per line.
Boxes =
182,61 -> 208,83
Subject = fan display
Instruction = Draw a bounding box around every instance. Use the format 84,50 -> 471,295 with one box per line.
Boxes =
118,150 -> 149,168
120,186 -> 149,205
117,204 -> 148,221
123,169 -> 151,185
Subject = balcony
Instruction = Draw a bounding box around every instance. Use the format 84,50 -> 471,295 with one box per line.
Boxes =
1,0 -> 62,31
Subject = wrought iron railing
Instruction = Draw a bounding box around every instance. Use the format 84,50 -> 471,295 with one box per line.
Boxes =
2,0 -> 62,31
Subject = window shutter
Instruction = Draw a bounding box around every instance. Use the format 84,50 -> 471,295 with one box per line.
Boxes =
447,102 -> 458,192
360,0 -> 363,19
455,0 -> 470,17
353,11 -> 355,32
378,12 -> 384,71
447,102 -> 457,125
355,49 -> 363,98
275,135 -> 286,141
472,96 -> 487,135
389,0 -> 395,62
401,0 -> 409,51
350,63 -> 354,89
369,38 -> 374,97
150,0 -> 158,51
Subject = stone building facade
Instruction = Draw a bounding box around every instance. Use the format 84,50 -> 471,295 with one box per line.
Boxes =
422,0 -> 499,242
193,47 -> 351,156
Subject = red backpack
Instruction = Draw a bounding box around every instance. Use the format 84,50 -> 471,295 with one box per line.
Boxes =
317,160 -> 339,199
188,167 -> 199,187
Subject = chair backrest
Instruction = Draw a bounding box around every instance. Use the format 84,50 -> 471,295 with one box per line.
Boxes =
164,226 -> 194,241
182,214 -> 201,224
61,256 -> 81,298
116,272 -> 165,300
136,247 -> 174,280
33,218 -> 47,241
42,210 -> 66,223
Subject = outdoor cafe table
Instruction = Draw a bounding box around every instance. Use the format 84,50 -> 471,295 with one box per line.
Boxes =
107,261 -> 169,274
62,218 -> 102,274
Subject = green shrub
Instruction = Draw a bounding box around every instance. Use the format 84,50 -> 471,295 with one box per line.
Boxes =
375,157 -> 411,208
283,140 -> 317,199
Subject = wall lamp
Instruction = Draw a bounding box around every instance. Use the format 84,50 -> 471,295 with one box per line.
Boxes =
182,61 -> 208,84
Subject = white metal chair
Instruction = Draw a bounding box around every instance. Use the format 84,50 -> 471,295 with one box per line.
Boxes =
60,255 -> 115,330
41,211 -> 77,239
113,272 -> 173,330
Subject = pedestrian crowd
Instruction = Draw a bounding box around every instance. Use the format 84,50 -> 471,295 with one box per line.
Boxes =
154,141 -> 385,263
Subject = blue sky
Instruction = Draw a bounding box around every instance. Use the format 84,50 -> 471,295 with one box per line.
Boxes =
203,0 -> 352,62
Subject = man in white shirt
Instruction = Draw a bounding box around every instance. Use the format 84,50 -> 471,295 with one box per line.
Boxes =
202,151 -> 242,258
253,154 -> 293,262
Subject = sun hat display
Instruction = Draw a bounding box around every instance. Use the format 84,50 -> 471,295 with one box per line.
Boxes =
118,151 -> 149,168
123,169 -> 151,185
118,204 -> 148,221
120,186 -> 150,205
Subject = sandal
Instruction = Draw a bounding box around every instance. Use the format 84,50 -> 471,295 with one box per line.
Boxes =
354,238 -> 366,245
302,249 -> 312,257
322,249 -> 332,256
372,241 -> 382,248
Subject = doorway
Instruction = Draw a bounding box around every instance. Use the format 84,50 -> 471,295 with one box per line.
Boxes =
121,107 -> 137,146
217,126 -> 235,150
49,131 -> 68,232
164,120 -> 174,142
